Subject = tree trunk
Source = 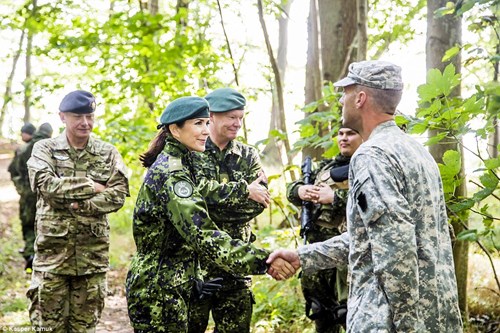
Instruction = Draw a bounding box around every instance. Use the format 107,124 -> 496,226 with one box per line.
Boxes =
488,42 -> 499,158
259,0 -> 293,172
302,0 -> 359,160
318,0 -> 358,83
24,0 -> 38,124
0,30 -> 26,138
302,0 -> 322,160
426,0 -> 468,320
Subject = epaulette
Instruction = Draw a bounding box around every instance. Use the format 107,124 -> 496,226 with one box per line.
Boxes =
169,156 -> 183,172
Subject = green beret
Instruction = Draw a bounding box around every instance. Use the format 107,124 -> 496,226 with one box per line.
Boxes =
59,90 -> 96,114
159,96 -> 209,126
204,88 -> 246,112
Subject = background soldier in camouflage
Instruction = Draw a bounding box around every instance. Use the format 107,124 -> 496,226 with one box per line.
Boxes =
125,96 -> 294,333
8,122 -> 36,265
188,88 -> 270,333
10,123 -> 53,270
268,60 -> 463,332
287,126 -> 362,333
27,90 -> 130,332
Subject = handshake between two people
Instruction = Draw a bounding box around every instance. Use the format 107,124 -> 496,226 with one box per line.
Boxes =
266,249 -> 302,281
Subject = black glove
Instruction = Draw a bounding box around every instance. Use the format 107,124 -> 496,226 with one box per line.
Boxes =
194,278 -> 223,300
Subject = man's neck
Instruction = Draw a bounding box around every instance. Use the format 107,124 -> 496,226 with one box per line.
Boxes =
210,135 -> 230,151
67,135 -> 89,150
360,113 -> 394,140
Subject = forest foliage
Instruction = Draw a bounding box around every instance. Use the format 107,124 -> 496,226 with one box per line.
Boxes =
0,0 -> 499,330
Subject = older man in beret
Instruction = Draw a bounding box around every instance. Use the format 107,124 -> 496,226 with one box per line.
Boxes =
268,60 -> 463,332
188,88 -> 270,333
26,90 -> 130,332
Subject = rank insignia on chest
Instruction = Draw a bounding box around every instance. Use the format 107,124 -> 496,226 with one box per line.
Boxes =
220,173 -> 229,184
174,180 -> 193,198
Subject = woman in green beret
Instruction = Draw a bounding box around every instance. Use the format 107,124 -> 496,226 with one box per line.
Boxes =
125,96 -> 294,332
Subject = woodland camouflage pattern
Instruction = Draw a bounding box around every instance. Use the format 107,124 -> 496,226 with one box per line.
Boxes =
287,154 -> 349,333
26,130 -> 129,331
298,121 -> 462,332
189,138 -> 266,333
125,137 -> 269,332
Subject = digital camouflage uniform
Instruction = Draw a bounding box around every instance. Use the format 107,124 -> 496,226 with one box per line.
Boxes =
287,154 -> 350,333
298,121 -> 463,332
10,128 -> 53,261
125,137 -> 269,333
27,131 -> 130,333
188,137 -> 265,333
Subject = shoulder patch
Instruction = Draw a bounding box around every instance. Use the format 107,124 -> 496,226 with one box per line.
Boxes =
174,180 -> 193,198
169,157 -> 183,172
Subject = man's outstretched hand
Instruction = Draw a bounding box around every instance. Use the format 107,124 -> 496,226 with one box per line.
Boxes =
266,249 -> 301,280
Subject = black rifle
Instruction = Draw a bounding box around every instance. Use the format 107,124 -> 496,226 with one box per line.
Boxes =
299,156 -> 313,244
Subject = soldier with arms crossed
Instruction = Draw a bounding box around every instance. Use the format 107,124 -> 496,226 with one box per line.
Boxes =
27,90 -> 130,332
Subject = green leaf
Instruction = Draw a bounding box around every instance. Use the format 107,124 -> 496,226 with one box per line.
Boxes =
472,187 -> 494,201
482,217 -> 493,229
300,124 -> 316,138
411,122 -> 428,135
449,199 -> 475,212
425,132 -> 447,146
442,45 -> 460,62
479,172 -> 499,188
484,158 -> 500,170
456,229 -> 478,242
442,150 -> 461,175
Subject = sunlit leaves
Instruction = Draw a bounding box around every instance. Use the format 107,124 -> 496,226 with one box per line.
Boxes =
417,63 -> 461,103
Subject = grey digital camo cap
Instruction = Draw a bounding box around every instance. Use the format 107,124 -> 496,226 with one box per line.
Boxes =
334,60 -> 404,90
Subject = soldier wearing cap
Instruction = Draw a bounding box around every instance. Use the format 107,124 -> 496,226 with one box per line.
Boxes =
267,60 -> 463,332
8,122 -> 36,268
26,90 -> 130,332
10,122 -> 54,270
8,123 -> 36,192
188,88 -> 270,333
286,125 -> 362,333
125,96 -> 294,332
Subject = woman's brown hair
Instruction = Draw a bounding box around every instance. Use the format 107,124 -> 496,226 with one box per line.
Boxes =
140,121 -> 186,167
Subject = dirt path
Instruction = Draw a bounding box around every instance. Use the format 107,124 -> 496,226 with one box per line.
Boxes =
0,150 -> 133,332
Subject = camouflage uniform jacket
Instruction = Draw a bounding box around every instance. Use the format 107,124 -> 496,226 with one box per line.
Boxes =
287,154 -> 350,235
8,140 -> 32,194
298,121 -> 462,332
15,131 -> 52,195
126,137 -> 269,292
191,138 -> 265,281
27,131 -> 130,275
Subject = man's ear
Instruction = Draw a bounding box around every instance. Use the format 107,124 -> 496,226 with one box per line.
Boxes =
355,91 -> 367,108
59,112 -> 66,123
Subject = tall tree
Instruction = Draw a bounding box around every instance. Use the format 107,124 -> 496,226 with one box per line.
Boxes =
258,0 -> 293,170
300,0 -> 361,160
426,0 -> 469,319
23,0 -> 38,124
